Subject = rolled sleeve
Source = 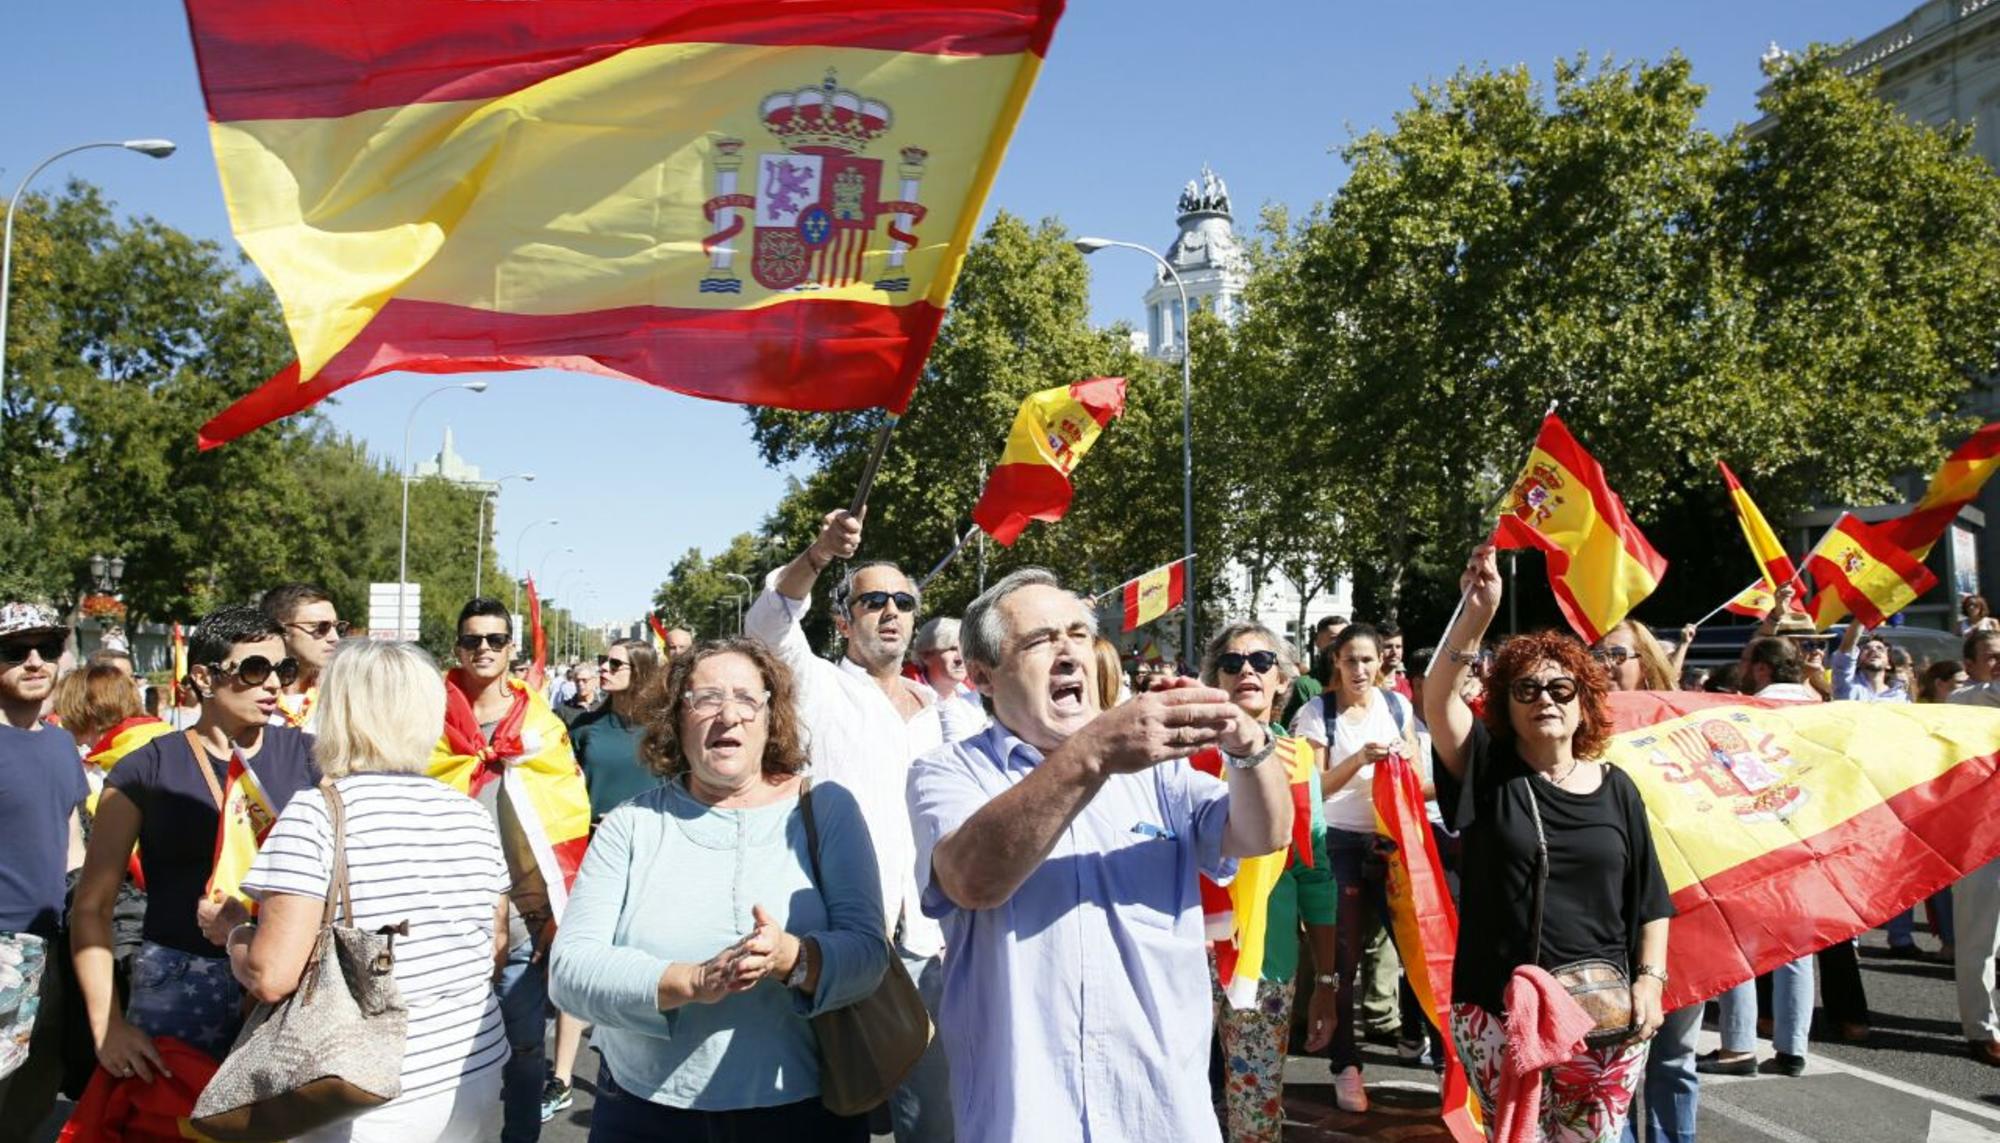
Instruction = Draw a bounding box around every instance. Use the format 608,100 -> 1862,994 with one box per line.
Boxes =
745,575 -> 817,669
547,808 -> 678,1036
794,783 -> 887,1016
1290,696 -> 1327,745
908,747 -> 991,920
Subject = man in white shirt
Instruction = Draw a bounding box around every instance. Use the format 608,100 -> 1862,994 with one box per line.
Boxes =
745,509 -> 971,1141
1952,629 -> 2000,1065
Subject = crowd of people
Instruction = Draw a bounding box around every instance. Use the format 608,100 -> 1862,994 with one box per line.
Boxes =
0,523 -> 1993,1143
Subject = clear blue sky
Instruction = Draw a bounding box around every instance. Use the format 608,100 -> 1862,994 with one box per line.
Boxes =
5,1 -> 1903,629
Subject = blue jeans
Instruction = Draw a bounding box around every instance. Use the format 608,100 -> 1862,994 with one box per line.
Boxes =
1623,1003 -> 1700,1143
124,941 -> 242,1058
1887,890 -> 1955,947
497,936 -> 548,1143
588,1065 -> 866,1142
1720,956 -> 1812,1057
888,948 -> 952,1143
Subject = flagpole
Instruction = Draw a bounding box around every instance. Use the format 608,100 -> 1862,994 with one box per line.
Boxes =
1091,555 -> 1194,604
919,524 -> 981,590
1436,397 -> 1561,650
1689,579 -> 1768,631
849,418 -> 898,516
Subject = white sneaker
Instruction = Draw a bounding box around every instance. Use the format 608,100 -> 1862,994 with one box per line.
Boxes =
1335,1065 -> 1369,1113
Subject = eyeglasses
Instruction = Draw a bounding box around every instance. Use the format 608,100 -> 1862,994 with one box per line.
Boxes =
211,655 -> 299,688
1590,646 -> 1634,666
1508,676 -> 1579,705
1217,650 -> 1279,675
456,632 -> 512,652
601,659 -> 631,674
851,591 -> 917,614
0,636 -> 64,665
684,687 -> 771,718
285,619 -> 351,639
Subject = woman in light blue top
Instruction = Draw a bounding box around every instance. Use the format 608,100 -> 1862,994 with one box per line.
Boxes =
548,638 -> 885,1142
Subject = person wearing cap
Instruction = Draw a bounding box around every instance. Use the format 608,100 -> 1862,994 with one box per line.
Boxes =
0,603 -> 88,1138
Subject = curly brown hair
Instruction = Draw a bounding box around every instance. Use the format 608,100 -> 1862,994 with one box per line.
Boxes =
1481,629 -> 1614,760
636,638 -> 809,782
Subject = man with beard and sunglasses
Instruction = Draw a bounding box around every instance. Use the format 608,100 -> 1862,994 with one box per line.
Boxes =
71,605 -> 320,1084
745,509 -> 980,1143
428,597 -> 589,1143
0,604 -> 89,1139
259,582 -> 347,733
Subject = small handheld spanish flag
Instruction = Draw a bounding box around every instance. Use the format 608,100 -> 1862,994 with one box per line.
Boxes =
1719,462 -> 1800,593
1116,557 -> 1189,632
646,614 -> 672,659
971,377 -> 1128,545
1804,513 -> 1937,628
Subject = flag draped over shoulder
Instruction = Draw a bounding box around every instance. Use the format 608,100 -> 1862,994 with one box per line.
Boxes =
1493,414 -> 1667,643
1804,513 -> 1938,628
971,376 -> 1127,544
1118,557 -> 1188,632
429,673 -> 590,924
207,751 -> 280,907
1192,737 -> 1317,1009
182,0 -> 1067,448
83,717 -> 173,816
1719,462 -> 1798,591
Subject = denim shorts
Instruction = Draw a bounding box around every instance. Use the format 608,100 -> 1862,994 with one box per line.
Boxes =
124,940 -> 243,1058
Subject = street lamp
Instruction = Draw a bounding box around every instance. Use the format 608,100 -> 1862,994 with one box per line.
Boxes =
1075,235 -> 1197,660
511,518 -> 559,610
397,380 -> 488,640
723,572 -> 753,634
1,139 -> 176,421
474,471 -> 535,598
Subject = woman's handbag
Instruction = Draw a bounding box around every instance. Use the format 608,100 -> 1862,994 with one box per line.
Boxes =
190,781 -> 409,1142
798,778 -> 934,1116
1523,776 -> 1637,1049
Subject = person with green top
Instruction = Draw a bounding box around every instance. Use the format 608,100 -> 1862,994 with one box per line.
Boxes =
573,639 -> 665,821
1200,621 -> 1338,1143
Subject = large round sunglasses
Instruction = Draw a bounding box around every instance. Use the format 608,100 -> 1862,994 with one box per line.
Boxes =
1508,676 -> 1579,705
209,655 -> 299,688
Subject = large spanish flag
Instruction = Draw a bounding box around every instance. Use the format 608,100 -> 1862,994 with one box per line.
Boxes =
970,376 -> 1127,544
1492,414 -> 1667,643
1804,513 -> 1937,628
1718,461 -> 1799,592
182,1 -> 1066,448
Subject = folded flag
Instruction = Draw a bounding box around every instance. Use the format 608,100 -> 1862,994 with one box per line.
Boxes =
1803,513 -> 1938,628
206,750 -> 281,908
1493,414 -> 1668,642
1719,462 -> 1799,592
1193,736 -> 1317,1009
430,672 -> 591,925
1117,557 -> 1189,632
183,0 -> 1067,448
971,377 -> 1127,545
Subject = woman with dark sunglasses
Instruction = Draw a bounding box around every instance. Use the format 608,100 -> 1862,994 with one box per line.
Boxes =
1427,545 -> 1672,1142
70,604 -> 321,1080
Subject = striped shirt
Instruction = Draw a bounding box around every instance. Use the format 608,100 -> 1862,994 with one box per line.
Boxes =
242,773 -> 509,1102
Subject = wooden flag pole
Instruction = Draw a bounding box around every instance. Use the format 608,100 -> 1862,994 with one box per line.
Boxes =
849,418 -> 898,517
919,524 -> 981,590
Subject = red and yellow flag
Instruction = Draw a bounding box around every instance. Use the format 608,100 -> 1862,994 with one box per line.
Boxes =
646,614 -> 672,659
1194,737 -> 1318,1009
1718,461 -> 1799,592
970,376 -> 1127,544
169,622 -> 188,693
183,0 -> 1067,448
1721,581 -> 1778,619
84,717 -> 174,816
1119,557 -> 1188,632
206,751 -> 280,908
1804,514 -> 1938,628
1493,414 -> 1668,643
525,574 -> 547,689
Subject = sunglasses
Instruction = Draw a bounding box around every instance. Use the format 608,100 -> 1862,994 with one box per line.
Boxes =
851,590 -> 917,614
1590,646 -> 1634,665
211,655 -> 299,688
0,636 -> 65,665
1509,676 -> 1579,705
285,619 -> 351,639
456,632 -> 512,652
1217,650 -> 1279,675
601,659 -> 631,673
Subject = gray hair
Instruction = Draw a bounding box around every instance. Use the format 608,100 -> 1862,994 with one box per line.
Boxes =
912,617 -> 961,657
963,567 -> 1096,667
831,559 -> 918,619
1199,621 -> 1298,687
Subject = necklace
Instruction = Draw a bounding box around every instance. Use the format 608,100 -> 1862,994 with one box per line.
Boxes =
1539,759 -> 1580,788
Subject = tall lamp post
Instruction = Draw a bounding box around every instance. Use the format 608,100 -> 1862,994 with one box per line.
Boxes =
474,471 -> 535,597
2,139 -> 176,419
397,381 -> 488,640
1075,236 -> 1197,661
723,572 -> 753,634
511,518 -> 559,611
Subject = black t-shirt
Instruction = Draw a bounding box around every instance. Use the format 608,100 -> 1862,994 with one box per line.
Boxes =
1434,720 -> 1674,1015
106,726 -> 320,956
0,723 -> 90,937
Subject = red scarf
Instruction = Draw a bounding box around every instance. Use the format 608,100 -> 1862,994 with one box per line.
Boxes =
443,670 -> 532,794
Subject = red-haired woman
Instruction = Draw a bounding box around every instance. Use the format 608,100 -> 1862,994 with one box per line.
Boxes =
1425,545 -> 1673,1142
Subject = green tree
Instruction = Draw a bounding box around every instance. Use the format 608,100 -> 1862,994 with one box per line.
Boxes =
651,531 -> 771,639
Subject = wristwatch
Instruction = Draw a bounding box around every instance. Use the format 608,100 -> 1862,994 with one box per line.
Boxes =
1314,973 -> 1337,990
1223,729 -> 1279,770
1636,963 -> 1668,987
785,941 -> 813,990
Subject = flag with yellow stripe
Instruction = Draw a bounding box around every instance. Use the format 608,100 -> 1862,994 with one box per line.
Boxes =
184,0 -> 1067,447
206,750 -> 280,908
1718,461 -> 1799,592
971,377 -> 1127,544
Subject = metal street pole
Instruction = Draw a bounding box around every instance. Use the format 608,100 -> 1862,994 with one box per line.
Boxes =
723,572 -> 753,635
511,518 -> 559,611
475,471 -> 534,598
2,139 -> 175,422
1075,236 -> 1197,662
398,381 -> 487,640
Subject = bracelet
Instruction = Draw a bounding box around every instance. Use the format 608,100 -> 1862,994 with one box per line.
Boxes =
1314,973 -> 1338,988
1444,645 -> 1481,666
227,921 -> 256,949
1636,963 -> 1668,986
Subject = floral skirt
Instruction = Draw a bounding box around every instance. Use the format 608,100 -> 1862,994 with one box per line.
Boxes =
1449,1001 -> 1647,1143
1210,967 -> 1296,1143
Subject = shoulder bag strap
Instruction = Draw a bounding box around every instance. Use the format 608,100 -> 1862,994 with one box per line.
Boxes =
183,729 -> 226,812
1524,777 -> 1549,968
797,776 -> 825,890
321,780 -> 353,929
